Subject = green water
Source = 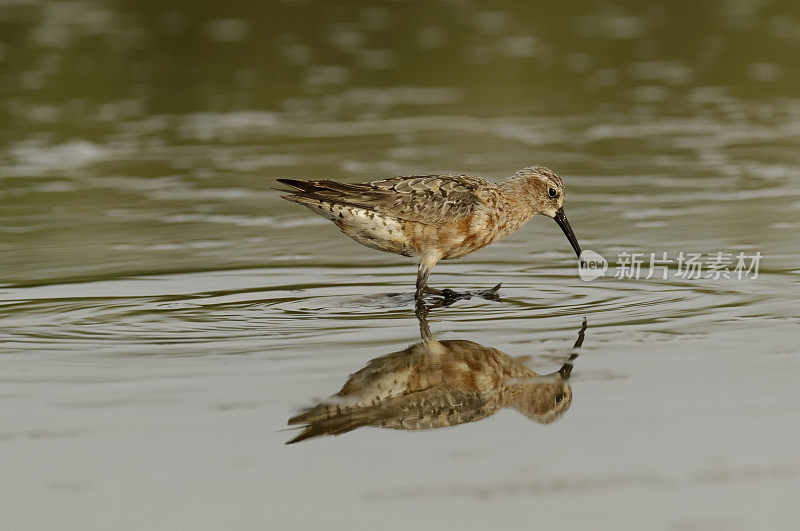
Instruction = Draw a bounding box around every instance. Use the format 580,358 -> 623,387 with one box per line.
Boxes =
2,1 -> 800,529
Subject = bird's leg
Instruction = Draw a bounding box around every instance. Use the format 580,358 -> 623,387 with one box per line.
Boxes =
415,259 -> 436,300
413,301 -> 434,342
416,256 -> 460,300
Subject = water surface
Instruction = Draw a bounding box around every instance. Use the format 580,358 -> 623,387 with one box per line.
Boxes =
2,1 -> 800,529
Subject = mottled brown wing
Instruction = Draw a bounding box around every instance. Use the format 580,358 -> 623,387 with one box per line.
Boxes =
366,174 -> 487,225
286,386 -> 494,443
375,386 -> 496,430
278,174 -> 490,226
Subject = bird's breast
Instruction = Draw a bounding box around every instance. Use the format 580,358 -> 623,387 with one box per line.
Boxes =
438,210 -> 529,260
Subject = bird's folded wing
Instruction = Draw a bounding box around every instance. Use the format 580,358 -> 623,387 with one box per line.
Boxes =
286,386 -> 495,443
368,174 -> 488,225
279,174 -> 489,225
377,385 -> 496,430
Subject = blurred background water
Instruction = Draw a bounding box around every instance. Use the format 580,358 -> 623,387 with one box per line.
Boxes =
1,1 -> 799,529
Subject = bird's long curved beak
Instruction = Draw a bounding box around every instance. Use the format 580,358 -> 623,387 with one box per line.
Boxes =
553,207 -> 582,259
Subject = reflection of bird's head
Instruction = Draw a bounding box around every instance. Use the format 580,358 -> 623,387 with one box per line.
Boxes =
509,379 -> 573,424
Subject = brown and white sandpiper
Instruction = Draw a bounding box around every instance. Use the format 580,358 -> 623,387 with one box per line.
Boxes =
277,165 -> 582,300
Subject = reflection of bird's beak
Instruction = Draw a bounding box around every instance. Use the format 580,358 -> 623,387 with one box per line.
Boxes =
544,356 -> 576,379
553,207 -> 582,260
539,360 -> 578,381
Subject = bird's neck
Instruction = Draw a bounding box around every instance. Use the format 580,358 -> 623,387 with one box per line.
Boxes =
500,176 -> 543,219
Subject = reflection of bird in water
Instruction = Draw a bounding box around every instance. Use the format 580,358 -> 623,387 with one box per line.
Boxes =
286,308 -> 586,444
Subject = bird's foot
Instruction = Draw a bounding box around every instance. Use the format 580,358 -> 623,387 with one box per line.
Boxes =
421,285 -> 467,301
420,283 -> 501,304
421,285 -> 443,296
477,283 -> 502,301
440,288 -> 459,299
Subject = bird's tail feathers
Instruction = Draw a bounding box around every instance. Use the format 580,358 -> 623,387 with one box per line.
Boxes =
286,401 -> 398,444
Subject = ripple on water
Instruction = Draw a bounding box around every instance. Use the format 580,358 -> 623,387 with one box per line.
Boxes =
0,261 -> 788,358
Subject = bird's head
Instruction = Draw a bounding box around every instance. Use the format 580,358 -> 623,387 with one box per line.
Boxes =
509,379 -> 574,424
515,165 -> 582,260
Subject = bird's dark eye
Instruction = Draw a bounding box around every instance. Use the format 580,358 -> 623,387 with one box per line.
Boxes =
555,393 -> 564,404
548,187 -> 558,198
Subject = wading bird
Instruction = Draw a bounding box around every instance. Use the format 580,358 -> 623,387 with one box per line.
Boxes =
278,166 -> 582,300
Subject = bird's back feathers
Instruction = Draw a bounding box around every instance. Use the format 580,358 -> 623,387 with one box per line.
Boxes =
277,174 -> 490,226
